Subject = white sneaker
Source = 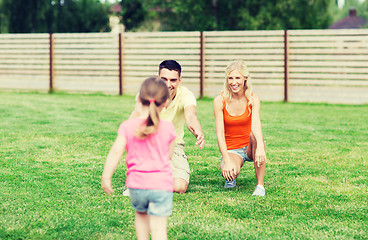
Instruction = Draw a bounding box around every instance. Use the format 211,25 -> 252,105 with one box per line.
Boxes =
252,185 -> 265,197
123,189 -> 130,197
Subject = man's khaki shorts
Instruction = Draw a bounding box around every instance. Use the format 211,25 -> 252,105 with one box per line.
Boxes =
171,143 -> 190,183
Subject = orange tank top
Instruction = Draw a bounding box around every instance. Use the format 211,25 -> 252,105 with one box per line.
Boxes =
223,99 -> 252,150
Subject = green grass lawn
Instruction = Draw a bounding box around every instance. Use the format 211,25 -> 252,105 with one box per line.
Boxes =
1,91 -> 367,239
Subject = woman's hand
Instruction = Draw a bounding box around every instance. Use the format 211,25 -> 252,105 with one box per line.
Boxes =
254,147 -> 266,168
222,161 -> 239,181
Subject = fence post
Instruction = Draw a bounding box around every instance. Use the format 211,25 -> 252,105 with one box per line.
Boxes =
199,31 -> 204,99
49,33 -> 54,94
283,30 -> 289,102
118,33 -> 123,96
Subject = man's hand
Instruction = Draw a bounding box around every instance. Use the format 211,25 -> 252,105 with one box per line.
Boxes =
189,126 -> 205,150
184,105 -> 205,150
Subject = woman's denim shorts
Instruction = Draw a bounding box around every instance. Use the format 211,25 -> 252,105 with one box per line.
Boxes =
129,188 -> 173,217
227,146 -> 253,163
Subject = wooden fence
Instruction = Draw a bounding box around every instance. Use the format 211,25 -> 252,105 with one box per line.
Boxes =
0,29 -> 367,104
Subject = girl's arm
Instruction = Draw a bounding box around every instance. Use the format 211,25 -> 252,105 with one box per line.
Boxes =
169,140 -> 175,159
213,96 -> 239,180
101,135 -> 127,195
251,93 -> 266,167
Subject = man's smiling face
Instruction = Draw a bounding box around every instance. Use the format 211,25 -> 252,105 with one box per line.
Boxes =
159,68 -> 182,99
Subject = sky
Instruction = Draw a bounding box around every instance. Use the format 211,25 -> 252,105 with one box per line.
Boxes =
100,0 -> 118,3
338,0 -> 366,8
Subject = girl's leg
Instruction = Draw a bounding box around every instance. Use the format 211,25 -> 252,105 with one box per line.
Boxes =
247,132 -> 266,186
149,215 -> 168,240
135,211 -> 150,240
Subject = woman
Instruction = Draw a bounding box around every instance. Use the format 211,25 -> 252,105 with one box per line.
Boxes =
213,60 -> 267,196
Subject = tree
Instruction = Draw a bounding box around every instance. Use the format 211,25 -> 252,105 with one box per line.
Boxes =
1,0 -> 53,33
119,0 -> 146,31
0,0 -> 110,33
361,0 -> 368,26
0,0 -> 8,32
55,0 -> 110,33
135,0 -> 333,31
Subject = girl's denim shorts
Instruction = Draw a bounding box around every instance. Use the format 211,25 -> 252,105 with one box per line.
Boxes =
129,188 -> 173,217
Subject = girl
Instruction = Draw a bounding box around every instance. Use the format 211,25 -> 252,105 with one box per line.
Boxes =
213,60 -> 267,196
102,77 -> 176,239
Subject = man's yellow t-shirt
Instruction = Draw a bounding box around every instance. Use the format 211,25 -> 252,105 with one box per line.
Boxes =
160,86 -> 196,144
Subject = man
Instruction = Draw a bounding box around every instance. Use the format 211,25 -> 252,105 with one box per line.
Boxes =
130,60 -> 205,193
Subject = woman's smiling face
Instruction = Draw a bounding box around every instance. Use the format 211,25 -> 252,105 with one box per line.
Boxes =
227,70 -> 246,93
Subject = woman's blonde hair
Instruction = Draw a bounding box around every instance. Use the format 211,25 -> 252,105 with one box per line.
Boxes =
135,77 -> 170,139
222,59 -> 253,114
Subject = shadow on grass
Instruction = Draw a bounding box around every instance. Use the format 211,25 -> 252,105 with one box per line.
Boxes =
187,169 -> 257,194
0,228 -> 28,240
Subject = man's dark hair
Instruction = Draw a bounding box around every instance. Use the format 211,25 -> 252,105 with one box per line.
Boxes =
159,60 -> 182,76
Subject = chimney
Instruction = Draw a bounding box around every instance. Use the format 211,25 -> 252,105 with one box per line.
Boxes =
349,7 -> 357,17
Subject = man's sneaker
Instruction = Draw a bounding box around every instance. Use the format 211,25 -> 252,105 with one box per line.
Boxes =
123,189 -> 130,197
224,179 -> 236,188
252,185 -> 265,197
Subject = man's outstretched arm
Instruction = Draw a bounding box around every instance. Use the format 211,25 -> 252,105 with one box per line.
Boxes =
184,105 -> 205,150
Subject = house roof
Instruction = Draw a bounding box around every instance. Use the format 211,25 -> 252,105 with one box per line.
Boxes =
329,8 -> 367,29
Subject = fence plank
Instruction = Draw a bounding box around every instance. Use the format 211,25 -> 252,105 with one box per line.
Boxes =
0,44 -> 49,49
205,42 -> 284,48
289,73 -> 368,80
124,38 -> 200,43
205,49 -> 284,54
288,29 -> 368,35
289,61 -> 368,67
289,79 -> 368,86
0,69 -> 49,74
289,35 -> 368,42
290,67 -> 368,74
204,30 -> 284,36
289,54 -> 368,61
124,43 -> 200,49
0,33 -> 49,39
0,49 -> 49,54
54,49 -> 119,54
289,41 -> 368,48
205,55 -> 284,60
54,59 -> 118,65
124,55 -> 200,60
290,48 -> 368,54
0,59 -> 49,64
123,49 -> 200,54
205,36 -> 284,43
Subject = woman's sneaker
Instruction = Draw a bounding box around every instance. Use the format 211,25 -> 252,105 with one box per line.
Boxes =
224,179 -> 236,188
252,185 -> 265,196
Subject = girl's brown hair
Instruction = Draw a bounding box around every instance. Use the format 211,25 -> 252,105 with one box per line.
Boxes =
135,77 -> 170,139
